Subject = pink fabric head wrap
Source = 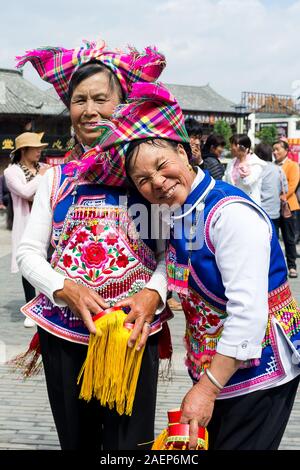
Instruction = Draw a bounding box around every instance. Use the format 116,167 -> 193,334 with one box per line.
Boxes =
16,40 -> 166,105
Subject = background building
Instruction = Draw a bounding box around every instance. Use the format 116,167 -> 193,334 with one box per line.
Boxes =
244,91 -> 300,161
0,68 -> 71,172
0,69 -> 240,172
166,83 -> 238,136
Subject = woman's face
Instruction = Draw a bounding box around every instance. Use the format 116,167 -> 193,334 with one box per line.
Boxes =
273,143 -> 288,163
212,144 -> 225,159
128,142 -> 196,207
70,72 -> 121,146
230,142 -> 247,160
22,147 -> 42,164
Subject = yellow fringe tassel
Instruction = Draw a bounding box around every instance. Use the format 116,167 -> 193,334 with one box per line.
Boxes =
77,309 -> 145,416
151,428 -> 169,450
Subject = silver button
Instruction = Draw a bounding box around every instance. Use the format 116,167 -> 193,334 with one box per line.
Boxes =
241,341 -> 248,349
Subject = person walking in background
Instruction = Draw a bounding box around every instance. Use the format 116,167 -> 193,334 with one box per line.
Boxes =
255,142 -> 288,237
273,140 -> 300,278
184,117 -> 204,168
4,132 -> 49,326
202,134 -> 225,180
223,134 -> 266,205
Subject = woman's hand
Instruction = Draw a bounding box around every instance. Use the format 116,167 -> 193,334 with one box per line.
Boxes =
180,376 -> 220,450
115,288 -> 161,350
39,165 -> 51,176
238,163 -> 251,178
54,279 -> 109,334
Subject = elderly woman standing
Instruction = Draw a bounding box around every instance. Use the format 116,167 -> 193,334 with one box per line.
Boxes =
16,41 -> 170,450
223,134 -> 266,205
4,132 -> 49,326
99,83 -> 300,450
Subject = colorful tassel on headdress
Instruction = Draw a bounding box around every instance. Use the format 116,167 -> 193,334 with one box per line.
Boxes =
152,409 -> 209,450
7,331 -> 42,378
77,307 -> 145,416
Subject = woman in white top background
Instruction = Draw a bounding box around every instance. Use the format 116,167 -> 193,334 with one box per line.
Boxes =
4,132 -> 49,326
223,134 -> 266,205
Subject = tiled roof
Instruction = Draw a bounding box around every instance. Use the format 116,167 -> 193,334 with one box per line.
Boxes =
0,68 -> 236,116
0,68 -> 66,116
164,83 -> 237,113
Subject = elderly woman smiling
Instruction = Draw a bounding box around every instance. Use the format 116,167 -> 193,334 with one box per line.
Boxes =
98,82 -> 300,450
15,41 -> 169,451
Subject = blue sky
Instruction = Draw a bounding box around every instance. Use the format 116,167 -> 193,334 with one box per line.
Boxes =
1,0 -> 299,103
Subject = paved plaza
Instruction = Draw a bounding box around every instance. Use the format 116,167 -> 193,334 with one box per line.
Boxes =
0,212 -> 300,450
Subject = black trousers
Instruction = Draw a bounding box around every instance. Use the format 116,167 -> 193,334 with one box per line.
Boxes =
21,276 -> 36,303
38,327 -> 159,451
278,212 -> 297,270
207,376 -> 300,450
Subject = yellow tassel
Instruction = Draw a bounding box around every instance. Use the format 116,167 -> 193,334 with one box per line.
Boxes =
77,309 -> 145,416
151,428 -> 168,450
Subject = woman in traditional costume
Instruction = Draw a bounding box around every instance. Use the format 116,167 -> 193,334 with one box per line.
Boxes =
16,41 -> 171,450
97,82 -> 300,450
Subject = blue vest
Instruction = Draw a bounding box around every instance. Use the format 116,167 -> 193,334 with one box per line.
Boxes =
167,171 -> 300,398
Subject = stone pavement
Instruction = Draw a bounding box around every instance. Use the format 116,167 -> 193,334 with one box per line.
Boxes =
0,211 -> 300,450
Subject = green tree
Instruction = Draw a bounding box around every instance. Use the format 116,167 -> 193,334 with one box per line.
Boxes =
213,120 -> 232,148
256,125 -> 278,146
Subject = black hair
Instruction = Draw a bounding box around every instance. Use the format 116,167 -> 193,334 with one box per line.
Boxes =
202,134 -> 226,155
255,143 -> 273,162
273,140 -> 289,151
184,117 -> 203,138
11,147 -> 27,164
229,133 -> 252,151
67,61 -> 124,108
125,138 -> 193,187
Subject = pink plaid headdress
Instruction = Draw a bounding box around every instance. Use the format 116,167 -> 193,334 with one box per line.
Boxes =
16,40 -> 166,105
93,82 -> 189,151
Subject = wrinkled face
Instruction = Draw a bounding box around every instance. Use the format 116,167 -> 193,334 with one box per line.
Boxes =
128,142 -> 196,207
70,72 -> 121,146
273,143 -> 288,163
22,147 -> 42,164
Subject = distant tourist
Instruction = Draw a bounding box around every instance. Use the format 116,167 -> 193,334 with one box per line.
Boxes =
255,142 -> 288,234
223,134 -> 266,205
202,134 -> 225,180
273,140 -> 300,278
185,117 -> 204,167
4,132 -> 49,326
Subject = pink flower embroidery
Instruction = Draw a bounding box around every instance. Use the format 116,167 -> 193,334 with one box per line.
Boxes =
116,254 -> 129,268
106,235 -> 119,246
63,254 -> 72,268
81,242 -> 108,268
206,313 -> 220,327
91,224 -> 104,237
75,231 -> 89,244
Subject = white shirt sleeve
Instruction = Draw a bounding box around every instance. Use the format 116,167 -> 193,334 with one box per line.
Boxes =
16,168 -> 67,306
210,202 -> 271,360
4,165 -> 43,201
239,163 -> 263,188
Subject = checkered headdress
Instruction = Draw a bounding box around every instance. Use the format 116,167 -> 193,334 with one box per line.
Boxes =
16,40 -> 166,105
